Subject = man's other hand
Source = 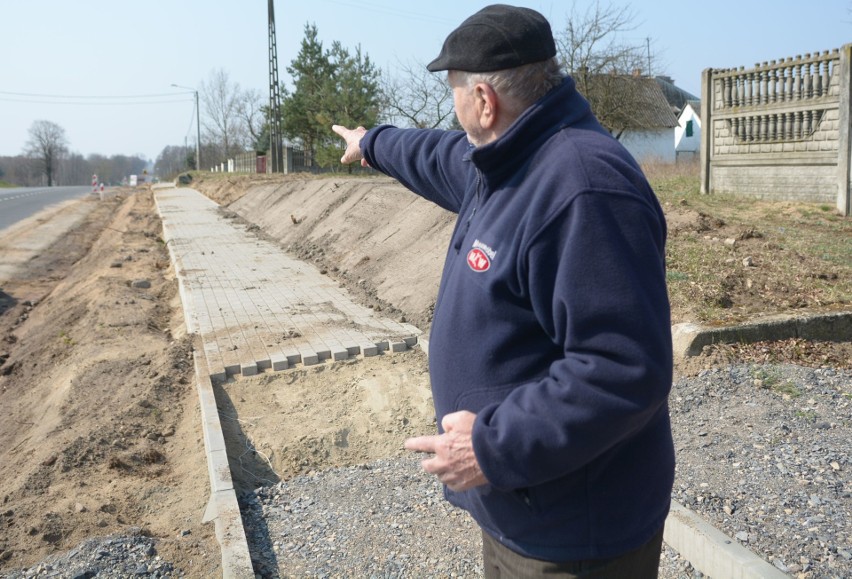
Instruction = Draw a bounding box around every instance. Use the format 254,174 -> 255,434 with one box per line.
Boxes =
405,410 -> 488,492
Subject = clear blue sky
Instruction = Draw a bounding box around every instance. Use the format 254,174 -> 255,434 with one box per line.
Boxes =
1,0 -> 849,163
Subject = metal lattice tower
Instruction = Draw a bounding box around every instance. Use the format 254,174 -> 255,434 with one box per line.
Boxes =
268,0 -> 284,173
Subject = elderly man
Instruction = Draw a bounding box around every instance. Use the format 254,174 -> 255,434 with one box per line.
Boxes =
333,4 -> 674,577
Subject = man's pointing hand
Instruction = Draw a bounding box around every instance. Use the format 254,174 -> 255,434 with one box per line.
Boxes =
332,125 -> 369,167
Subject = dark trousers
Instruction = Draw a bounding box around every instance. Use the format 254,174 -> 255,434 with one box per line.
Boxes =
481,526 -> 664,579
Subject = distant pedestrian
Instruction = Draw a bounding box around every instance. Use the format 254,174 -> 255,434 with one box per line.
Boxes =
333,5 -> 674,577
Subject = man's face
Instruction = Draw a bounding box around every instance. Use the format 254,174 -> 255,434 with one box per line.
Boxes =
448,71 -> 486,147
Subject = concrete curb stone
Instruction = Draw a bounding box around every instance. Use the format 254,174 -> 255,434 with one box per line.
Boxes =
194,350 -> 254,579
672,310 -> 852,359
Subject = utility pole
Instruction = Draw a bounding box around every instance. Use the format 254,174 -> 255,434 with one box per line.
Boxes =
268,0 -> 284,173
194,89 -> 201,170
171,84 -> 202,171
646,37 -> 652,77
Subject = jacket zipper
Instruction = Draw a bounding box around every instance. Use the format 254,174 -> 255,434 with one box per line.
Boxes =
454,171 -> 483,253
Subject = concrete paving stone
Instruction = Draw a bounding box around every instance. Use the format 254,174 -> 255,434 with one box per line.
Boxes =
237,299 -> 277,360
301,352 -> 321,366
206,362 -> 228,385
331,325 -> 376,356
282,348 -> 303,367
203,341 -> 225,369
223,361 -> 242,378
362,345 -> 380,357
270,352 -> 289,371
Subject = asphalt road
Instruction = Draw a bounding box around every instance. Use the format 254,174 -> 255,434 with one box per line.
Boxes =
0,186 -> 92,231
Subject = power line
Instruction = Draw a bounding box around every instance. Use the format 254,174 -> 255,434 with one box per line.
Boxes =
0,90 -> 189,100
0,96 -> 193,106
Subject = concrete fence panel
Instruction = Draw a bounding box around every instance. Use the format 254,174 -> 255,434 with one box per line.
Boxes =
701,45 -> 852,215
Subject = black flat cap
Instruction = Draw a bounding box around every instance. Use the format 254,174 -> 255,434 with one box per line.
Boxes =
426,4 -> 556,73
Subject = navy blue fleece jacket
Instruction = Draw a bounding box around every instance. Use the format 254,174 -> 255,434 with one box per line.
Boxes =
361,76 -> 674,561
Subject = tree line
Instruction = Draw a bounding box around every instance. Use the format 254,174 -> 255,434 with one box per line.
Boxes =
0,120 -> 148,187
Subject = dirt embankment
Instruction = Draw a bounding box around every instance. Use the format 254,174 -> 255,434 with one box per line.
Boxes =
0,189 -> 219,575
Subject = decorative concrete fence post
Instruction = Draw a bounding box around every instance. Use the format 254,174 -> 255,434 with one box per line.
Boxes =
837,44 -> 852,216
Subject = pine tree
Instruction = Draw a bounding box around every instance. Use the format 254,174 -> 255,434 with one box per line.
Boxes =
281,24 -> 332,168
281,24 -> 381,170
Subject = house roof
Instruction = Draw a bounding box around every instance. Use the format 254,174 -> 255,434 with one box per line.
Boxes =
654,76 -> 700,112
635,78 -> 679,128
613,76 -> 679,129
575,74 -> 680,131
681,99 -> 701,120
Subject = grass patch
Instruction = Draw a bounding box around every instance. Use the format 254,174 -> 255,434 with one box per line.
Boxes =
795,409 -> 817,422
643,161 -> 852,324
750,367 -> 801,398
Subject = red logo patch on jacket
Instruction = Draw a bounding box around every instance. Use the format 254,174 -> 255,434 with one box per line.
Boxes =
467,248 -> 491,272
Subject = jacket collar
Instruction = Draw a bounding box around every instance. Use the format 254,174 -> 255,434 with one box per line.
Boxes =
469,76 -> 596,191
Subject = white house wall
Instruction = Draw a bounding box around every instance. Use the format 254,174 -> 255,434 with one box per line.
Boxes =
675,105 -> 702,153
618,129 -> 676,164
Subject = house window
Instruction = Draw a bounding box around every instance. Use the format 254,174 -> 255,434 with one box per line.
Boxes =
686,120 -> 694,137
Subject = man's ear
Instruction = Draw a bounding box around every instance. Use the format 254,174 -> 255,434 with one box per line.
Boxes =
474,83 -> 498,129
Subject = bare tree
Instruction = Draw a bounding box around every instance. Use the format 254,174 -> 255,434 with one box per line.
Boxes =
200,69 -> 245,166
558,3 -> 646,76
24,120 -> 68,186
154,145 -> 192,179
380,60 -> 456,129
64,152 -> 90,186
556,2 -> 659,135
236,88 -> 267,152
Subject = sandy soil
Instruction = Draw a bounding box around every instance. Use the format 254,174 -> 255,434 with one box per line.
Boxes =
0,189 -> 219,575
219,352 -> 435,493
0,175 -> 848,577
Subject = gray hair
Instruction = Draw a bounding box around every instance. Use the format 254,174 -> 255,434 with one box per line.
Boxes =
454,57 -> 565,112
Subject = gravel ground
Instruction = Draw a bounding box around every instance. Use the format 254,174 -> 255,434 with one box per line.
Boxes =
668,363 -> 852,578
241,456 -> 483,578
3,361 -> 849,578
0,529 -> 175,578
239,455 -> 706,579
